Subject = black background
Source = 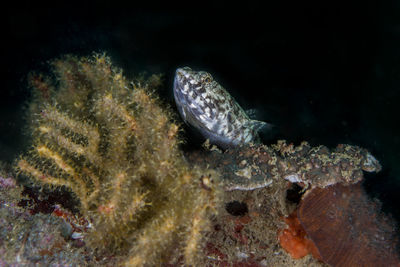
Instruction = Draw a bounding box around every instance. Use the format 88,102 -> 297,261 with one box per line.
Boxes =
1,2 -> 400,226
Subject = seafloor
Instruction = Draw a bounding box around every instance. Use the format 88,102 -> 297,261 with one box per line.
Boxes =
0,54 -> 399,267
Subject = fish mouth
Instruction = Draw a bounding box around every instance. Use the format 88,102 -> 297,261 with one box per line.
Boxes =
174,67 -> 192,93
173,70 -> 184,92
173,69 -> 187,106
175,67 -> 185,77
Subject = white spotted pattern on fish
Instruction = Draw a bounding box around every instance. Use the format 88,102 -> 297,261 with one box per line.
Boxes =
173,67 -> 272,148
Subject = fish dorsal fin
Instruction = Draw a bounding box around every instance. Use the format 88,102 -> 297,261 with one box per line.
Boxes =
246,120 -> 274,132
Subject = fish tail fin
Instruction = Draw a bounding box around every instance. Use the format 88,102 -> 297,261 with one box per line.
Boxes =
248,120 -> 274,133
245,109 -> 258,119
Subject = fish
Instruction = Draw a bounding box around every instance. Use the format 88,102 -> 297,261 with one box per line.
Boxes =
173,67 -> 272,148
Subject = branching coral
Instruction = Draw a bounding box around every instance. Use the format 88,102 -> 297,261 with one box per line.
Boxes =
16,54 -> 222,266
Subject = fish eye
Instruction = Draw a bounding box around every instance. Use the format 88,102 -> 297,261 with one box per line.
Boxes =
203,75 -> 212,83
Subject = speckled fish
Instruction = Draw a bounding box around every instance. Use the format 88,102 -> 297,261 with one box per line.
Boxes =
173,67 -> 273,148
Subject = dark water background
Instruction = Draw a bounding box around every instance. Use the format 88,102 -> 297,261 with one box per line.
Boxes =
1,2 -> 400,226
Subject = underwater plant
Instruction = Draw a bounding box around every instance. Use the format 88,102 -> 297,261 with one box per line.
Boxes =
16,54 -> 222,266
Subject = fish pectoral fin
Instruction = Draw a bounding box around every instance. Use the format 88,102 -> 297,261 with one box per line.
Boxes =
183,107 -> 206,129
246,120 -> 274,132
